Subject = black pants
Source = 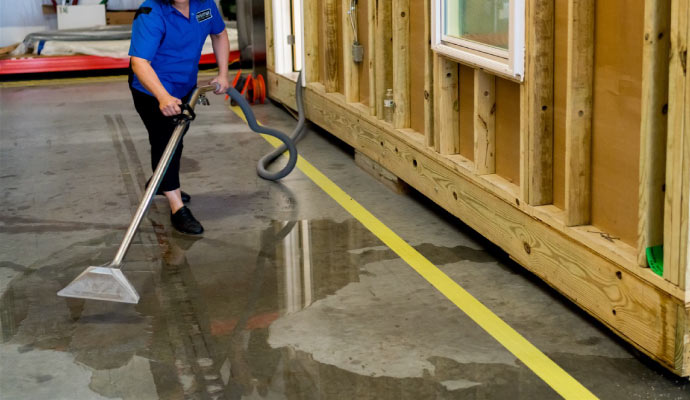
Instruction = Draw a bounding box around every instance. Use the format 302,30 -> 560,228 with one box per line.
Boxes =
131,88 -> 192,192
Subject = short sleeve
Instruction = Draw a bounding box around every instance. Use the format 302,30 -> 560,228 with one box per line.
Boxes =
128,5 -> 165,61
209,2 -> 226,35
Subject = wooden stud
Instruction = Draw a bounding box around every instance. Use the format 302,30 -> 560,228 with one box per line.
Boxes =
375,0 -> 393,119
678,12 -> 690,290
368,0 -> 376,115
638,0 -> 671,267
264,0 -> 274,71
521,0 -> 555,205
683,49 -> 690,290
342,0 -> 360,102
392,0 -> 410,128
564,0 -> 595,227
664,0 -> 690,286
474,69 -> 496,175
433,56 -> 459,155
433,53 -> 441,148
303,0 -> 320,83
424,0 -> 434,147
324,0 -> 339,93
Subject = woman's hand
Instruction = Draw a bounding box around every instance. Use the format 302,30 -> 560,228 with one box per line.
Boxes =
210,75 -> 230,95
158,95 -> 182,117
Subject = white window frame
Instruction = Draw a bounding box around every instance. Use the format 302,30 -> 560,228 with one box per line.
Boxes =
432,0 -> 525,81
272,0 -> 307,86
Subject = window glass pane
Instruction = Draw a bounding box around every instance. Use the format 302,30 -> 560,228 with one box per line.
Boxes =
444,0 -> 510,51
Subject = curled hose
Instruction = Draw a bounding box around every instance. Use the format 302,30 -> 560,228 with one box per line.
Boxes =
226,71 -> 306,181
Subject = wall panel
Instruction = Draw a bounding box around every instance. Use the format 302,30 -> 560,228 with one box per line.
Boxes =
496,78 -> 522,185
590,0 -> 644,245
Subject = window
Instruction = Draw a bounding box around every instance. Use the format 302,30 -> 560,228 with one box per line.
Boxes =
433,0 -> 525,80
272,0 -> 305,77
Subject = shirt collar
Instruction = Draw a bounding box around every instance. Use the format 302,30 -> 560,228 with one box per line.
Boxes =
163,1 -> 197,17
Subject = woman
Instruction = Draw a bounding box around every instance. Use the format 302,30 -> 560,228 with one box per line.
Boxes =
129,0 -> 230,234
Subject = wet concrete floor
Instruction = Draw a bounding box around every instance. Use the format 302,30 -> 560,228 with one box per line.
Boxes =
1,77 -> 690,399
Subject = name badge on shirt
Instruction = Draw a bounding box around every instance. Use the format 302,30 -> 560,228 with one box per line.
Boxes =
196,9 -> 212,22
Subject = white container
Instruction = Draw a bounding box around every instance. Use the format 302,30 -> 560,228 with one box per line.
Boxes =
57,5 -> 106,30
104,0 -> 145,10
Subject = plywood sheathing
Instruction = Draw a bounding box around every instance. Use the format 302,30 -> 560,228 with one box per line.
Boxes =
495,79 -> 521,186
590,0 -> 644,247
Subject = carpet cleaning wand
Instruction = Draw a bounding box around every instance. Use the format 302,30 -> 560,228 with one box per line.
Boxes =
58,72 -> 306,304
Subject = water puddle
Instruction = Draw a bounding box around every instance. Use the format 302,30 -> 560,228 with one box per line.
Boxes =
0,218 -> 557,399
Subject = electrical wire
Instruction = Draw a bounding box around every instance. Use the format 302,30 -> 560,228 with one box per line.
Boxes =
348,0 -> 359,44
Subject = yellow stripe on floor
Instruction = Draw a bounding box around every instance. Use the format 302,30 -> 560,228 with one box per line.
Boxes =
228,104 -> 598,400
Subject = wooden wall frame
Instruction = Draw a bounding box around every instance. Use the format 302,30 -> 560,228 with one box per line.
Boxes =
264,0 -> 690,376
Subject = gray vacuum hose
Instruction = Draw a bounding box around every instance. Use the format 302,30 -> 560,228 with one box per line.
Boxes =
226,71 -> 306,181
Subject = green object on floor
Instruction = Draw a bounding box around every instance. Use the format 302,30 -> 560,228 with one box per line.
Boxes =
647,245 -> 664,277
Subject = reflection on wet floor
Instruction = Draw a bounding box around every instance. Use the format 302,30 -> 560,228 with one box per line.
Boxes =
4,83 -> 690,400
3,218 -> 532,399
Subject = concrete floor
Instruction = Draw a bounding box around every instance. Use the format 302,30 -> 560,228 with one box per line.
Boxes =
1,77 -> 690,400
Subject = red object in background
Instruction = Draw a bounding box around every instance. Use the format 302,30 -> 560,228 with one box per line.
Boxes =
0,51 -> 241,75
227,69 -> 266,105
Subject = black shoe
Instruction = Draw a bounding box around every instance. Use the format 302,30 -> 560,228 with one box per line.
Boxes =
171,206 -> 204,235
145,178 -> 191,203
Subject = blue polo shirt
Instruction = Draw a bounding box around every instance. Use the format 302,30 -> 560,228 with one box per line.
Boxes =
129,0 -> 225,98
